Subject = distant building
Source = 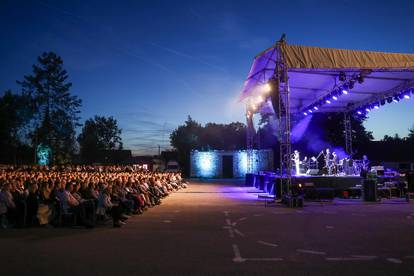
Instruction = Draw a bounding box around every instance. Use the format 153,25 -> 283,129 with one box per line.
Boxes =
190,149 -> 274,178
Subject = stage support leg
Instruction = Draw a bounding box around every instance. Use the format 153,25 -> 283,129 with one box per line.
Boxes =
344,112 -> 353,157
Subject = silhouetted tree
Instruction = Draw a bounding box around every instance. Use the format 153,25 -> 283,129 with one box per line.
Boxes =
17,52 -> 81,163
0,90 -> 33,163
78,116 -> 123,163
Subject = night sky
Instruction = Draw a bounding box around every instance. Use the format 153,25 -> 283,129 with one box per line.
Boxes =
1,0 -> 414,155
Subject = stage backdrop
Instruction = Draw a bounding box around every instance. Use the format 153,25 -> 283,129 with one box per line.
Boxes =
190,149 -> 274,178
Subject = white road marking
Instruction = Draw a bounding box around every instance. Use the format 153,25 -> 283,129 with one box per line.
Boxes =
297,249 -> 326,255
245,257 -> 283,261
326,257 -> 371,261
232,244 -> 245,262
257,240 -> 279,247
350,255 -> 377,260
234,229 -> 245,237
163,220 -> 171,223
387,258 -> 403,264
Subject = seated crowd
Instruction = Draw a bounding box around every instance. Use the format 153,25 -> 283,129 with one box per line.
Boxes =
0,165 -> 187,228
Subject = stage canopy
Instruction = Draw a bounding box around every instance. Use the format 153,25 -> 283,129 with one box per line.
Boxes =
241,44 -> 414,115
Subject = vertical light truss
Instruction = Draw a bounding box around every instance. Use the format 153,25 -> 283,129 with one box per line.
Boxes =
246,103 -> 255,173
275,39 -> 292,194
344,112 -> 353,156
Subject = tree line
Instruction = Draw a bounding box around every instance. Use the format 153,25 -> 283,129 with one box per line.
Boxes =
0,52 -> 122,164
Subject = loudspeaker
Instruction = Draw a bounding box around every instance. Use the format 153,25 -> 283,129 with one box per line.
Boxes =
363,179 -> 377,201
407,172 -> 414,192
306,169 -> 319,175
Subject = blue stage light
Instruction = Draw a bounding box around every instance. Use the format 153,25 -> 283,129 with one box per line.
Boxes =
374,105 -> 379,109
342,89 -> 348,95
404,94 -> 410,99
308,109 -> 313,113
303,112 -> 308,116
357,111 -> 362,115
313,106 -> 318,110
365,108 -> 370,112
393,96 -> 399,103
332,96 -> 338,101
326,99 -> 331,104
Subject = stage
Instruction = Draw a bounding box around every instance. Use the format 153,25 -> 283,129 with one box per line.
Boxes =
248,173 -> 364,199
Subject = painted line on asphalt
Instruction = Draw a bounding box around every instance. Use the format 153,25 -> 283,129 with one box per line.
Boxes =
387,258 -> 403,264
163,220 -> 172,223
297,249 -> 326,255
234,229 -> 245,237
326,257 -> 371,261
257,240 -> 279,247
245,257 -> 283,261
350,255 -> 377,260
232,244 -> 245,263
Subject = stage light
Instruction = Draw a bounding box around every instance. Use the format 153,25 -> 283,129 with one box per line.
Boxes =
264,83 -> 271,93
365,108 -> 370,112
342,89 -> 348,95
339,72 -> 346,81
332,96 -> 338,101
326,99 -> 331,104
257,95 -> 264,103
308,109 -> 313,113
393,96 -> 399,103
357,111 -> 362,115
303,112 -> 308,116
374,105 -> 379,109
313,106 -> 318,110
404,94 -> 410,99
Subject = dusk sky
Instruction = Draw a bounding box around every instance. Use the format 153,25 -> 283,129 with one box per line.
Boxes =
1,0 -> 414,155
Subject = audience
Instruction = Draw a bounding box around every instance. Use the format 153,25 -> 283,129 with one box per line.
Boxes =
0,165 -> 187,229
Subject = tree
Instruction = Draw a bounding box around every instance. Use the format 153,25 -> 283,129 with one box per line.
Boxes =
170,116 -> 202,175
407,125 -> 414,142
78,116 -> 123,163
17,52 -> 81,163
0,90 -> 33,163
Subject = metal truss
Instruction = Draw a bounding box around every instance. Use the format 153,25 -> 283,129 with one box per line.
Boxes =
344,112 -> 353,157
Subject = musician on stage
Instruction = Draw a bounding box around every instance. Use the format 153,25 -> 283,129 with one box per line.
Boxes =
332,152 -> 338,175
361,155 -> 370,178
292,150 -> 301,175
323,148 -> 331,175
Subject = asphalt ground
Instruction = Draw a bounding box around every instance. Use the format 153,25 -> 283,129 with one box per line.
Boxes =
1,180 -> 414,276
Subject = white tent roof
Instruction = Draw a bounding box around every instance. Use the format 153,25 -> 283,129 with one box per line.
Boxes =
241,44 -> 414,113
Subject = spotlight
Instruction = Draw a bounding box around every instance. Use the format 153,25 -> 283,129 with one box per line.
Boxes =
332,96 -> 338,101
365,108 -> 370,112
339,72 -> 346,82
357,111 -> 362,115
342,89 -> 349,95
404,94 -> 410,99
313,106 -> 318,110
257,95 -> 264,103
264,83 -> 271,93
303,112 -> 308,116
308,109 -> 313,113
374,105 -> 379,109
393,96 -> 399,103
326,99 -> 331,104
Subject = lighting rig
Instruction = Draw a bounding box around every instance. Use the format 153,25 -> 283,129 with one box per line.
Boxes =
354,87 -> 413,116
301,71 -> 368,116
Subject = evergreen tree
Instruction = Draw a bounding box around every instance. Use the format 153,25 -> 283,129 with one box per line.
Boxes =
18,52 -> 81,163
